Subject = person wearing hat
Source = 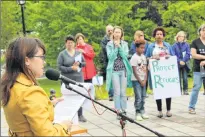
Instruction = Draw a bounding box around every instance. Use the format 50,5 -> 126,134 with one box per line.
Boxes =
57,35 -> 87,122
188,24 -> 205,114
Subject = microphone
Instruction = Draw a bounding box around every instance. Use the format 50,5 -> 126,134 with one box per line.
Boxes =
45,68 -> 84,88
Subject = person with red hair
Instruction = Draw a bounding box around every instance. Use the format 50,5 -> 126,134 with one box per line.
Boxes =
75,33 -> 97,83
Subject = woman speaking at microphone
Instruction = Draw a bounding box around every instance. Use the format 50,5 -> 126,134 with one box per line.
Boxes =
0,37 -> 72,136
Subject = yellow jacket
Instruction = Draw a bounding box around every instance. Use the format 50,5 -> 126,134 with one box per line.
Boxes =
3,73 -> 68,136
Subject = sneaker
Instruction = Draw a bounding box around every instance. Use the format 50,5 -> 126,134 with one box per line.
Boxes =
117,111 -> 126,119
136,115 -> 143,121
79,115 -> 87,122
189,109 -> 196,114
184,92 -> 189,95
166,111 -> 172,117
157,111 -> 163,118
141,114 -> 149,119
117,115 -> 122,120
184,90 -> 189,95
109,97 -> 113,101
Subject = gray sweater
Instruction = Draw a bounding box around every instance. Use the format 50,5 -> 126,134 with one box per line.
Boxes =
57,49 -> 86,82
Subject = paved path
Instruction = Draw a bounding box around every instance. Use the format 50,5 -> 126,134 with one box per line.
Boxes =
1,92 -> 205,136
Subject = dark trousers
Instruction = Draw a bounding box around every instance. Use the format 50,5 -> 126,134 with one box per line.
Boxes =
84,79 -> 92,83
102,71 -> 114,97
78,107 -> 83,117
179,67 -> 188,92
156,98 -> 171,111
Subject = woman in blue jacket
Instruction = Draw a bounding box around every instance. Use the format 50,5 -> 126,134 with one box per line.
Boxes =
145,27 -> 174,118
172,31 -> 191,95
106,26 -> 132,118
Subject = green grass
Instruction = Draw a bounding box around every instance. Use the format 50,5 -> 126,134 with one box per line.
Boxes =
38,78 -> 203,100
38,79 -> 62,97
37,78 -> 135,99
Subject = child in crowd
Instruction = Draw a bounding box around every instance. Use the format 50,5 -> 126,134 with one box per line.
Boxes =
130,40 -> 149,121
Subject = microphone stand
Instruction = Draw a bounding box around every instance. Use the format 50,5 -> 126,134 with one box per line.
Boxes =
65,84 -> 165,137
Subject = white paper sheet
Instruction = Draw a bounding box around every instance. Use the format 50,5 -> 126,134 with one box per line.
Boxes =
74,54 -> 82,72
54,96 -> 85,124
54,83 -> 95,124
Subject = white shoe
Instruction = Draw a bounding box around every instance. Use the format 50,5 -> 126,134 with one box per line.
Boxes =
136,115 -> 143,121
141,114 -> 149,119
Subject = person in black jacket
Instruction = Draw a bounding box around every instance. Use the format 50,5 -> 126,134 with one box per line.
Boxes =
100,24 -> 114,101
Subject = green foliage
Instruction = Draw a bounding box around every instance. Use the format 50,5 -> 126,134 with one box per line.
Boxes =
1,2 -> 22,49
1,1 -> 205,69
38,78 -> 134,100
1,55 -> 5,65
162,1 -> 205,44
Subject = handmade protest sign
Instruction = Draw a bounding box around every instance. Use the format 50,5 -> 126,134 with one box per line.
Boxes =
149,56 -> 181,99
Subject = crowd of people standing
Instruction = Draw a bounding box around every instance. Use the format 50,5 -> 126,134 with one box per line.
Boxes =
99,24 -> 205,120
1,24 -> 205,136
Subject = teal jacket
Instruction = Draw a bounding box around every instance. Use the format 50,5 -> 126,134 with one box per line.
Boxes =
106,40 -> 133,91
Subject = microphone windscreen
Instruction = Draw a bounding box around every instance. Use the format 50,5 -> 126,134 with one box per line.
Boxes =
45,68 -> 60,81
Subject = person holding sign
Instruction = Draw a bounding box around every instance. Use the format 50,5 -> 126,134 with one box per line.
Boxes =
145,27 -> 174,118
57,35 -> 87,122
130,40 -> 149,121
189,24 -> 205,114
106,26 -> 132,119
172,31 -> 191,95
1,37 -> 72,136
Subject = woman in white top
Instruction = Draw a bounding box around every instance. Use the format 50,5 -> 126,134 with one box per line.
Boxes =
145,27 -> 174,118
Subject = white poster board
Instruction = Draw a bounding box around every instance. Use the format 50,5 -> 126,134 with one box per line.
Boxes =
149,56 -> 181,99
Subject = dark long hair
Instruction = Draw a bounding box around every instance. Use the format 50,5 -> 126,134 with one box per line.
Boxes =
0,37 -> 46,106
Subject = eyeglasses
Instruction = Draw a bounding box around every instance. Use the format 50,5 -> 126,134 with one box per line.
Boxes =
33,55 -> 46,60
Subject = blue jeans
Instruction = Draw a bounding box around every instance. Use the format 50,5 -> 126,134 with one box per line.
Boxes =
179,67 -> 188,91
189,72 -> 202,109
112,70 -> 127,111
108,88 -> 114,97
132,81 -> 146,114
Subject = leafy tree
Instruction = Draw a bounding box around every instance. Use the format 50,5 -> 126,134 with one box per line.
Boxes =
1,1 -> 21,49
1,1 -> 205,70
